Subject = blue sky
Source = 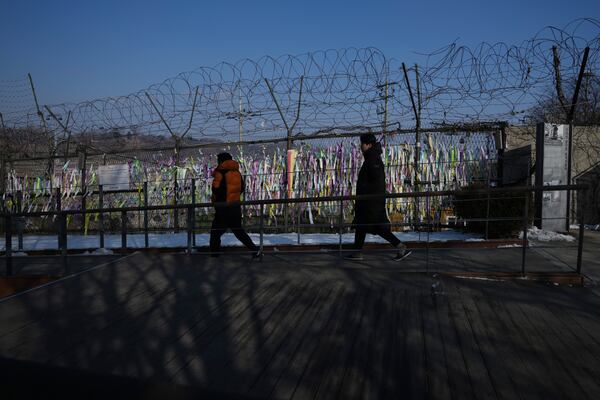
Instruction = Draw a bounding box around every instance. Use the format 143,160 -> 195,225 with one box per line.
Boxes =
1,0 -> 598,105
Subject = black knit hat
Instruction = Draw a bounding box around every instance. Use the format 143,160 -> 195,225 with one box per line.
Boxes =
360,133 -> 377,144
217,152 -> 233,164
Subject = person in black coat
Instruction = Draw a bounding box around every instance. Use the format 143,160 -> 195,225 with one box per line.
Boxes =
346,133 -> 411,261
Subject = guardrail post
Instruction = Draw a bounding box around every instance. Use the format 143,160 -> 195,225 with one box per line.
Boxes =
485,166 -> 491,240
191,178 -> 196,247
577,189 -> 585,274
187,205 -> 193,255
426,191 -> 431,273
521,191 -> 529,275
59,212 -> 68,275
99,185 -> 104,248
173,176 -> 179,233
241,176 -> 246,230
338,199 -> 343,257
121,210 -> 127,249
297,204 -> 301,245
5,214 -> 13,276
16,190 -> 23,250
80,149 -> 87,234
56,187 -> 61,212
143,182 -> 149,248
259,203 -> 264,255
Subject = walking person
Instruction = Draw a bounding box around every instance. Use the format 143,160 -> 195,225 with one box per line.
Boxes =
210,152 -> 261,259
346,133 -> 411,261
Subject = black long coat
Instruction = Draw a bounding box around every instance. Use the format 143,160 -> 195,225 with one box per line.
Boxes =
352,143 -> 390,232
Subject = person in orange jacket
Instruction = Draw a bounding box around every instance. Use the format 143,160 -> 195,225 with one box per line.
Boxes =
210,152 -> 261,258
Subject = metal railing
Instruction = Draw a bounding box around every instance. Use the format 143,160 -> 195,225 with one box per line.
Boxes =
1,184 -> 587,277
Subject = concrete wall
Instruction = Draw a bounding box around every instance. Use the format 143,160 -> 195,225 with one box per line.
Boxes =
506,125 -> 600,179
506,124 -> 600,225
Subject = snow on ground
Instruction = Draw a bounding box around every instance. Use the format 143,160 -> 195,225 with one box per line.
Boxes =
454,276 -> 505,282
572,224 -> 599,231
2,227 -> 578,252
2,230 -> 483,251
519,226 -> 575,242
83,248 -> 115,256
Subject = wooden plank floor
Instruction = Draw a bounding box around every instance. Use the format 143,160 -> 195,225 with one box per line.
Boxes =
1,252 -> 600,399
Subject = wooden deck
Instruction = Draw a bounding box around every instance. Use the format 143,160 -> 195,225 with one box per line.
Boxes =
1,252 -> 600,399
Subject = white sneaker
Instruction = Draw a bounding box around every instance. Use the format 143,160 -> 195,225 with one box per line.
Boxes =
393,244 -> 411,261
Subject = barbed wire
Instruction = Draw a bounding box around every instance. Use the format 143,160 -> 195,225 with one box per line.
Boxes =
1,19 -> 599,143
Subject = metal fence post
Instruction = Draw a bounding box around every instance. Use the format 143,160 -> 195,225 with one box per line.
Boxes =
577,188 -> 585,274
187,205 -> 193,255
338,199 -> 343,257
59,212 -> 68,275
241,175 -> 246,230
55,187 -> 61,212
485,164 -> 491,240
99,185 -> 104,248
81,149 -> 87,235
5,215 -> 13,276
143,181 -> 149,248
426,191 -> 431,273
16,190 -> 23,250
173,176 -> 179,233
297,204 -> 301,245
121,210 -> 127,249
521,191 -> 529,275
259,203 -> 264,255
191,178 -> 196,247
56,209 -> 62,250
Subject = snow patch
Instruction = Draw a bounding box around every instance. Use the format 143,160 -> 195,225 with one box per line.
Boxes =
1,230 -> 484,251
497,244 -> 522,248
454,276 -> 504,282
520,226 -> 575,242
84,248 -> 114,256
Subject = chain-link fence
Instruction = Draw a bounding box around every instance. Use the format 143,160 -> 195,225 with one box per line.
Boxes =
2,127 -> 499,234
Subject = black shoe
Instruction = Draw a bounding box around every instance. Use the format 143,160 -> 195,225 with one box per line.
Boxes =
345,252 -> 364,261
393,250 -> 412,261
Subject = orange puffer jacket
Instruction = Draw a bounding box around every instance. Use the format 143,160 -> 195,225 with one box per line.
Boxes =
211,159 -> 245,204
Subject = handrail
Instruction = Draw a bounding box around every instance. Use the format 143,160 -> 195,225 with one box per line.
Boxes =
0,184 -> 588,218
2,184 -> 588,278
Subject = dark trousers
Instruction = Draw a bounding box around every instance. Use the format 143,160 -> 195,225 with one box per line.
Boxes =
353,226 -> 401,250
210,206 -> 258,254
